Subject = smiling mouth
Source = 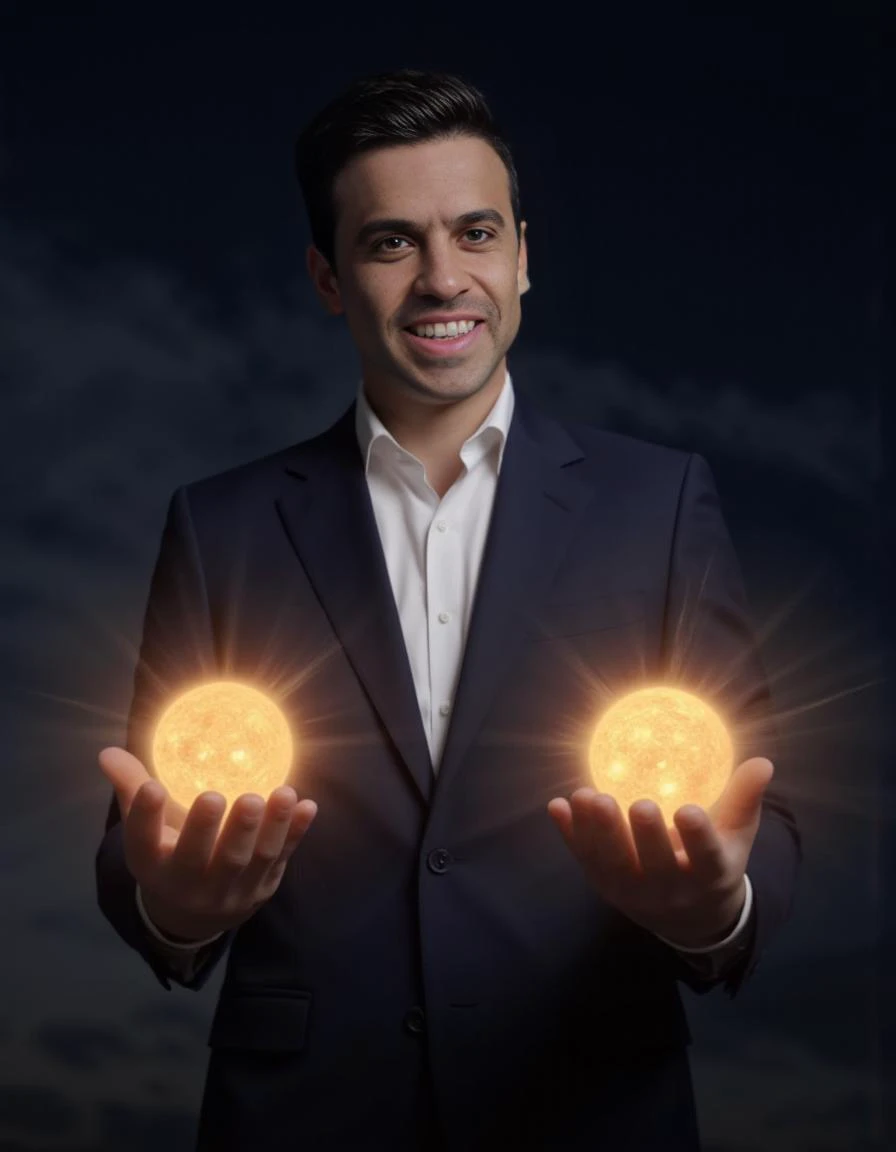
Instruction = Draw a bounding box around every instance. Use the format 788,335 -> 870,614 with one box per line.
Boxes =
403,320 -> 484,341
401,320 -> 485,357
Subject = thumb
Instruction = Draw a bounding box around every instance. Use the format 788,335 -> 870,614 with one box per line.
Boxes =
98,746 -> 153,821
712,756 -> 774,833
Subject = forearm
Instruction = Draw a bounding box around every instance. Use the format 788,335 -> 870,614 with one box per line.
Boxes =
656,873 -> 755,992
660,453 -> 802,995
96,801 -> 233,991
133,881 -> 226,980
664,794 -> 800,999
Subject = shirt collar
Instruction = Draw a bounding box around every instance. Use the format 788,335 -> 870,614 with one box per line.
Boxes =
354,370 -> 515,477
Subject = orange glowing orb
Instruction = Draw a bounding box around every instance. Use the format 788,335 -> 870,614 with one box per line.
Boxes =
588,686 -> 733,826
152,680 -> 294,814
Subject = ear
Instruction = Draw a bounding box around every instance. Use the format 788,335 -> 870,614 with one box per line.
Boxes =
517,220 -> 531,295
306,244 -> 344,316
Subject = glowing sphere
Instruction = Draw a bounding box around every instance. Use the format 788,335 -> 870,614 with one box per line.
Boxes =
152,680 -> 294,814
588,686 -> 733,826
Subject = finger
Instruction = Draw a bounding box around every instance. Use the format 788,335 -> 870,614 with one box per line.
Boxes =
568,789 -> 603,859
667,821 -> 686,854
98,746 -> 151,822
169,791 -> 229,880
163,793 -> 190,835
570,790 -> 639,876
122,778 -> 168,880
713,757 -> 774,833
547,798 -> 574,849
235,786 -> 301,892
672,804 -> 727,884
270,798 -> 318,863
260,797 -> 319,886
206,793 -> 267,894
628,800 -> 678,876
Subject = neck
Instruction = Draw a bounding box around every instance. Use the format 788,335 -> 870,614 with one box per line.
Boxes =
363,369 -> 506,472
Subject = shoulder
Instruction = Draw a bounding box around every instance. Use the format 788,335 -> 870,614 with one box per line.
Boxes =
519,391 -> 697,486
568,418 -> 690,471
171,407 -> 351,520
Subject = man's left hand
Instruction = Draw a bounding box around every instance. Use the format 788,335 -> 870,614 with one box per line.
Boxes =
547,757 -> 774,947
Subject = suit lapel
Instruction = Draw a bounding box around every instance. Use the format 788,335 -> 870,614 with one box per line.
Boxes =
274,389 -> 595,810
276,405 -> 435,806
433,392 -> 593,799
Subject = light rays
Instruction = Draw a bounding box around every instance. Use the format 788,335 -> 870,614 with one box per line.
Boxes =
440,558 -> 891,851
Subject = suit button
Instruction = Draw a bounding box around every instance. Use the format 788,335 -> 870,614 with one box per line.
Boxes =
427,848 -> 452,874
404,1006 -> 426,1035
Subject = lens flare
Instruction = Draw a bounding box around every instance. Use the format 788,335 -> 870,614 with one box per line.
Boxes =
152,680 -> 294,814
589,686 -> 733,826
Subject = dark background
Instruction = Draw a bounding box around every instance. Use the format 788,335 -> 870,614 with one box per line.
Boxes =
0,5 -> 891,1150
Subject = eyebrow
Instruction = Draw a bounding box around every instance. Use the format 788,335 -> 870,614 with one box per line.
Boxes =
354,208 -> 507,248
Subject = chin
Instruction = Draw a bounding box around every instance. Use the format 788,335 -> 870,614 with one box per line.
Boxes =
410,376 -> 492,404
411,359 -> 505,395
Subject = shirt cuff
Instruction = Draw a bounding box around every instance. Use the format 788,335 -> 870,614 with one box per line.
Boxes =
656,873 -> 753,956
135,883 -> 225,950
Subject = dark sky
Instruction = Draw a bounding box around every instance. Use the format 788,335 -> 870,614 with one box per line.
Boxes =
0,5 -> 891,1151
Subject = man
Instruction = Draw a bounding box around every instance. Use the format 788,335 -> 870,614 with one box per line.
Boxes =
95,69 -> 801,1151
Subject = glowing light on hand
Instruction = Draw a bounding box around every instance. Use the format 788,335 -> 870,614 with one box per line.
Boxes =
152,681 -> 294,814
588,686 -> 733,826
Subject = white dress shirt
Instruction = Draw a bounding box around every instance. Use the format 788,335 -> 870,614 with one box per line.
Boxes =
136,370 -> 753,975
356,368 -> 514,771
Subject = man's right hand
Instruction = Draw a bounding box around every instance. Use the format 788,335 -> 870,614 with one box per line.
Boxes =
99,746 -> 318,942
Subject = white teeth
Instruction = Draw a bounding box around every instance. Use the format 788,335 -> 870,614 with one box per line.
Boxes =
411,320 -> 477,339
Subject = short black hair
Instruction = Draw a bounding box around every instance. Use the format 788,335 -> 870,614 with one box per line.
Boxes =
294,68 -> 522,273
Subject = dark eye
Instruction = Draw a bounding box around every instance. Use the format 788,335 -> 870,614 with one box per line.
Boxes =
465,229 -> 491,242
375,236 -> 410,253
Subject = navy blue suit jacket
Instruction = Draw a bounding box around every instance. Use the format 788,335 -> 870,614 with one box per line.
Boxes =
96,387 -> 801,1151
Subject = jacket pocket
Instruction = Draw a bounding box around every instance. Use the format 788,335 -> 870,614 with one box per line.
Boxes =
208,987 -> 312,1052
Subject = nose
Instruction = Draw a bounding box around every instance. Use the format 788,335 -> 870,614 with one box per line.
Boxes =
413,237 -> 472,300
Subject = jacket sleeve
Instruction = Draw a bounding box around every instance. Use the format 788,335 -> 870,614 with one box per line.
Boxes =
659,452 -> 802,998
94,485 -> 236,991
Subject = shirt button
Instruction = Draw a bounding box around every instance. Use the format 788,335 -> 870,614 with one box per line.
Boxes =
438,611 -> 450,624
436,520 -> 448,532
439,703 -> 450,717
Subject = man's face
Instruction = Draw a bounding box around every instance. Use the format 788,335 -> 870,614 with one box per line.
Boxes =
307,134 -> 528,411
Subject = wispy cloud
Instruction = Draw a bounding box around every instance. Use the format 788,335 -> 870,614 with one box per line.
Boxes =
1,217 -> 873,576
514,348 -> 874,499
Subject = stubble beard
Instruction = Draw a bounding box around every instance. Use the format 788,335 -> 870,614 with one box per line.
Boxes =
387,322 -> 507,408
